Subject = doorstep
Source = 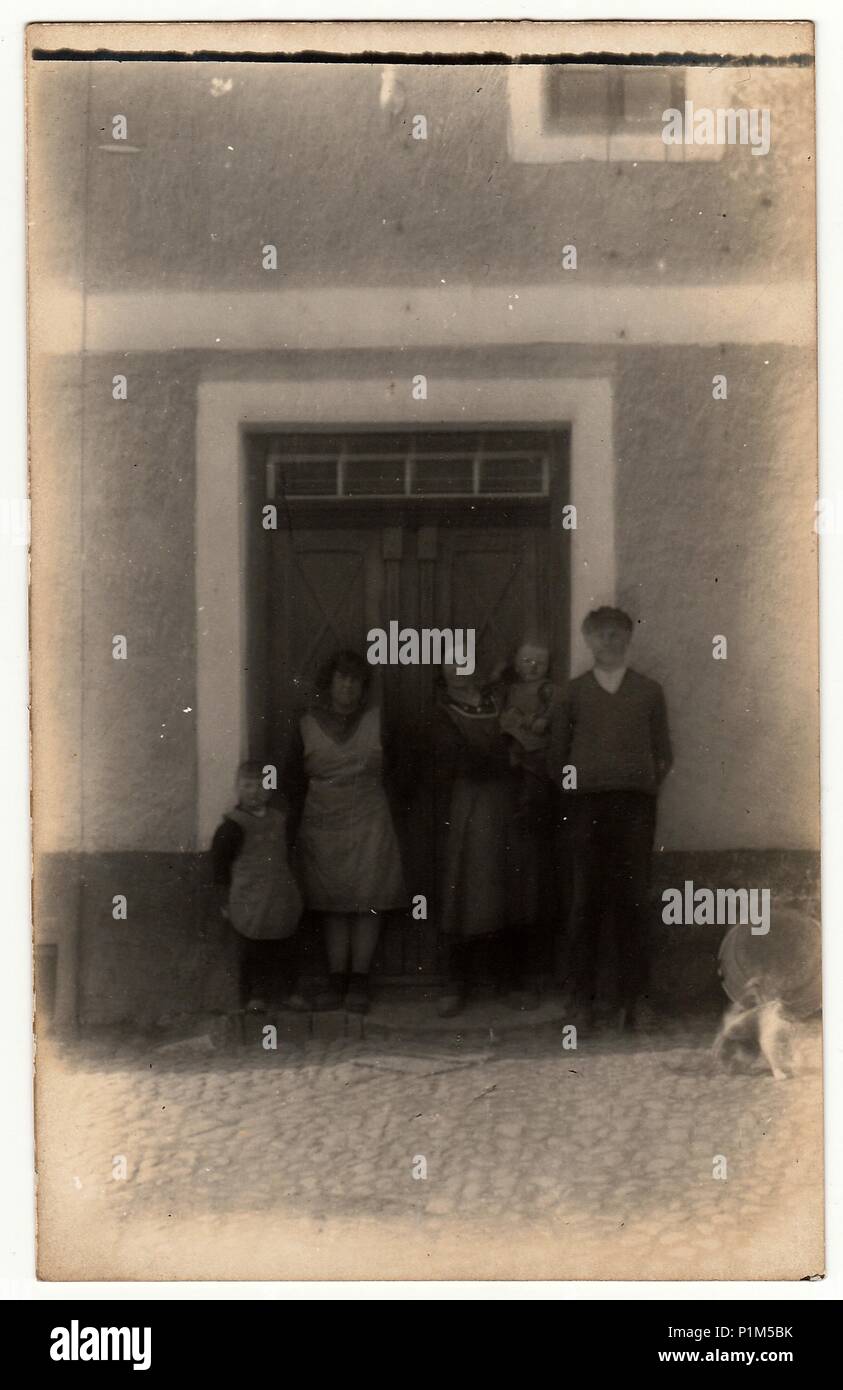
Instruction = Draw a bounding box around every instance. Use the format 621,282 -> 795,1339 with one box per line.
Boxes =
237,992 -> 577,1046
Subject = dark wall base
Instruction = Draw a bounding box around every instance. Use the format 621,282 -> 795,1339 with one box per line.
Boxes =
648,849 -> 819,1011
34,848 -> 820,1028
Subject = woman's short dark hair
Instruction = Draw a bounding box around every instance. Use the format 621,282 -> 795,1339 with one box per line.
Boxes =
314,648 -> 372,699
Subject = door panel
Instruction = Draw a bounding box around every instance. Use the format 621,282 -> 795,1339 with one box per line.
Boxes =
268,528 -> 383,752
433,528 -> 550,679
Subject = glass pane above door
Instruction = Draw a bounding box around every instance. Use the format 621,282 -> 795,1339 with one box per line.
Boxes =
263,429 -> 556,499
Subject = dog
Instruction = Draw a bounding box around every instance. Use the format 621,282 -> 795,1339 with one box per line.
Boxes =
713,906 -> 821,1080
713,992 -> 797,1081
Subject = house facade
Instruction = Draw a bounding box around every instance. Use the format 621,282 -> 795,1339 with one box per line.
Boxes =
29,34 -> 819,1025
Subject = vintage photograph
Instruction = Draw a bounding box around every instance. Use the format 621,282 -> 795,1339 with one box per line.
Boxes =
28,20 -> 822,1280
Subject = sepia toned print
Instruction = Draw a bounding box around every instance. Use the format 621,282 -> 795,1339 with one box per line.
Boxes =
28,20 -> 821,1281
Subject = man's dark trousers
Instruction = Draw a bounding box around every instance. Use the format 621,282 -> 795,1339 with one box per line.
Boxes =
563,790 -> 657,1011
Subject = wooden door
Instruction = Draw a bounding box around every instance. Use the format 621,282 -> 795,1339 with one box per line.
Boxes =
250,511 -> 554,982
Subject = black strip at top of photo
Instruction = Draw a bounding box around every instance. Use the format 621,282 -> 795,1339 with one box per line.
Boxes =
30,49 -> 815,67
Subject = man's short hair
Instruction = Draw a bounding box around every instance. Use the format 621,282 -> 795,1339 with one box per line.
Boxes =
581,606 -> 634,636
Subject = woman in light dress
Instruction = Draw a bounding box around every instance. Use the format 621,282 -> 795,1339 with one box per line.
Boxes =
285,650 -> 406,1014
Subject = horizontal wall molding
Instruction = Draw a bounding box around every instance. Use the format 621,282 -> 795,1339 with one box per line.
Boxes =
34,281 -> 814,357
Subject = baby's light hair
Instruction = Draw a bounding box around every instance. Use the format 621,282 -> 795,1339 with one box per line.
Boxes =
237,760 -> 265,780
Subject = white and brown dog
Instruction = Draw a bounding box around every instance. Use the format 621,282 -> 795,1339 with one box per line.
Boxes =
713,906 -> 821,1080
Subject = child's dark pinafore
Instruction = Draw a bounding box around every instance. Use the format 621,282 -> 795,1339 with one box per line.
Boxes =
224,806 -> 302,941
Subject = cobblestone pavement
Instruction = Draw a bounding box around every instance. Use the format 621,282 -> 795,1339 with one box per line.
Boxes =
36,1014 -> 824,1282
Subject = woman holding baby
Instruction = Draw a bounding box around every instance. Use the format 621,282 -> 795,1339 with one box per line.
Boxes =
432,640 -> 555,1018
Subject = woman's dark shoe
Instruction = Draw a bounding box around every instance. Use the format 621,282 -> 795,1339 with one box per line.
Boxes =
313,988 -> 344,1011
344,988 -> 370,1014
314,972 -> 346,1011
344,972 -> 371,1014
279,991 -> 311,1013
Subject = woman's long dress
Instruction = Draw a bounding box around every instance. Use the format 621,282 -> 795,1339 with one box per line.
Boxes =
296,705 -> 406,913
434,692 -> 534,939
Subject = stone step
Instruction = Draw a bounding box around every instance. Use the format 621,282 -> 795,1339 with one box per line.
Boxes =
240,996 -> 569,1046
362,994 -> 572,1044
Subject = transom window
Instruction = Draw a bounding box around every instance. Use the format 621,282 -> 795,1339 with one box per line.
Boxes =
262,431 -> 554,500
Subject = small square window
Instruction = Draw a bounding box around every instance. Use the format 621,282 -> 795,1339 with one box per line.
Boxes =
545,67 -> 613,136
622,70 -> 675,127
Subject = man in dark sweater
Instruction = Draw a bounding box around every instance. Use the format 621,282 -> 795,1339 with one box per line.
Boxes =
550,607 -> 673,1029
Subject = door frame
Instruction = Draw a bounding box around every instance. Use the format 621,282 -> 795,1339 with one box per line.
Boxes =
196,375 -> 615,847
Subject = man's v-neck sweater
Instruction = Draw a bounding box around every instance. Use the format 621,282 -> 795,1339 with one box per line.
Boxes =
550,668 -> 672,795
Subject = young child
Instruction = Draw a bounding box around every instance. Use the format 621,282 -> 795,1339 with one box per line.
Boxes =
498,638 -> 560,811
211,761 -> 308,1013
550,608 -> 673,1030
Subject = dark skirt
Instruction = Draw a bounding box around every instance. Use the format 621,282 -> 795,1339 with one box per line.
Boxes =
439,775 -> 539,938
